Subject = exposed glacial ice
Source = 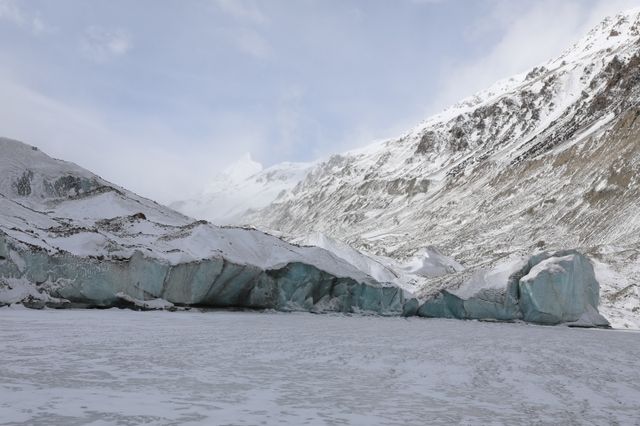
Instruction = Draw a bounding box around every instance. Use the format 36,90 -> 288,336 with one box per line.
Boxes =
0,225 -> 608,326
519,253 -> 603,325
0,137 -> 407,315
418,250 -> 609,327
0,232 -> 405,315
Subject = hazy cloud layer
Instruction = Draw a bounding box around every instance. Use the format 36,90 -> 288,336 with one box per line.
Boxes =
81,26 -> 132,62
0,0 -> 46,34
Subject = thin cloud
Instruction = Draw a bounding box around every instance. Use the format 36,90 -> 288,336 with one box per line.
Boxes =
0,0 -> 48,35
0,0 -> 22,24
213,0 -> 268,24
233,28 -> 272,59
81,26 -> 132,63
213,0 -> 272,59
275,86 -> 305,156
0,69 -> 272,203
2,0 -> 637,207
408,0 -> 446,4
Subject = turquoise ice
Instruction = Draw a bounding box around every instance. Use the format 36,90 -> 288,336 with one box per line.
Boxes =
418,250 -> 608,326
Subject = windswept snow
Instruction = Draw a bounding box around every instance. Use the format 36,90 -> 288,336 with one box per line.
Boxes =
401,246 -> 464,278
295,232 -> 465,292
0,309 -> 638,426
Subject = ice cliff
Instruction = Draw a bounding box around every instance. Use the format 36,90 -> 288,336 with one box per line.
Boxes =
416,250 -> 609,326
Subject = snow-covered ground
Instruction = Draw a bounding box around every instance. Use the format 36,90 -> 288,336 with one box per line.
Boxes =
1,308 -> 638,425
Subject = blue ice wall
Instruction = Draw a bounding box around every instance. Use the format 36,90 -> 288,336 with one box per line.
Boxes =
0,233 -> 404,315
0,232 -> 608,326
417,250 -> 608,326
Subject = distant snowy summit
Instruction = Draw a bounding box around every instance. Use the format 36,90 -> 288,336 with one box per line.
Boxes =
172,8 -> 640,231
171,153 -> 313,225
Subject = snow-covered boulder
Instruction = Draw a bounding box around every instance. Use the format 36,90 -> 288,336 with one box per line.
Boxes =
418,250 -> 609,327
0,277 -> 70,309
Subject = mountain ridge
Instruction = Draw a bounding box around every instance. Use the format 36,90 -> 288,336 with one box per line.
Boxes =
172,8 -> 640,228
234,8 -> 640,328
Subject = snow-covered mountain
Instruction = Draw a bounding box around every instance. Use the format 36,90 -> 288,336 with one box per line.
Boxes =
236,9 -> 640,328
0,137 -> 609,326
0,137 -> 407,313
171,153 -> 312,225
4,9 -> 637,327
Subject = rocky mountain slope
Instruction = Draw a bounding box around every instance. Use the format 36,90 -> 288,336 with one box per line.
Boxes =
241,9 -> 640,328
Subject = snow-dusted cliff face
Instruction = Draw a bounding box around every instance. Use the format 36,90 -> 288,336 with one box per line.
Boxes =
245,9 -> 640,328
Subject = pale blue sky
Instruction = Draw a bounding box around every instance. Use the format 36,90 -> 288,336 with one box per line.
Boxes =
1,0 -> 638,202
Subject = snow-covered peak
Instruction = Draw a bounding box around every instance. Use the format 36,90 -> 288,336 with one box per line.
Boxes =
0,137 -> 97,201
222,153 -> 263,183
203,152 -> 263,195
172,156 -> 313,225
567,7 -> 640,59
0,137 -> 191,227
173,8 -> 640,228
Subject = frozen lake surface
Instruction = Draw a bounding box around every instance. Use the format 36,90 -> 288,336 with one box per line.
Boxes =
1,308 -> 639,426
